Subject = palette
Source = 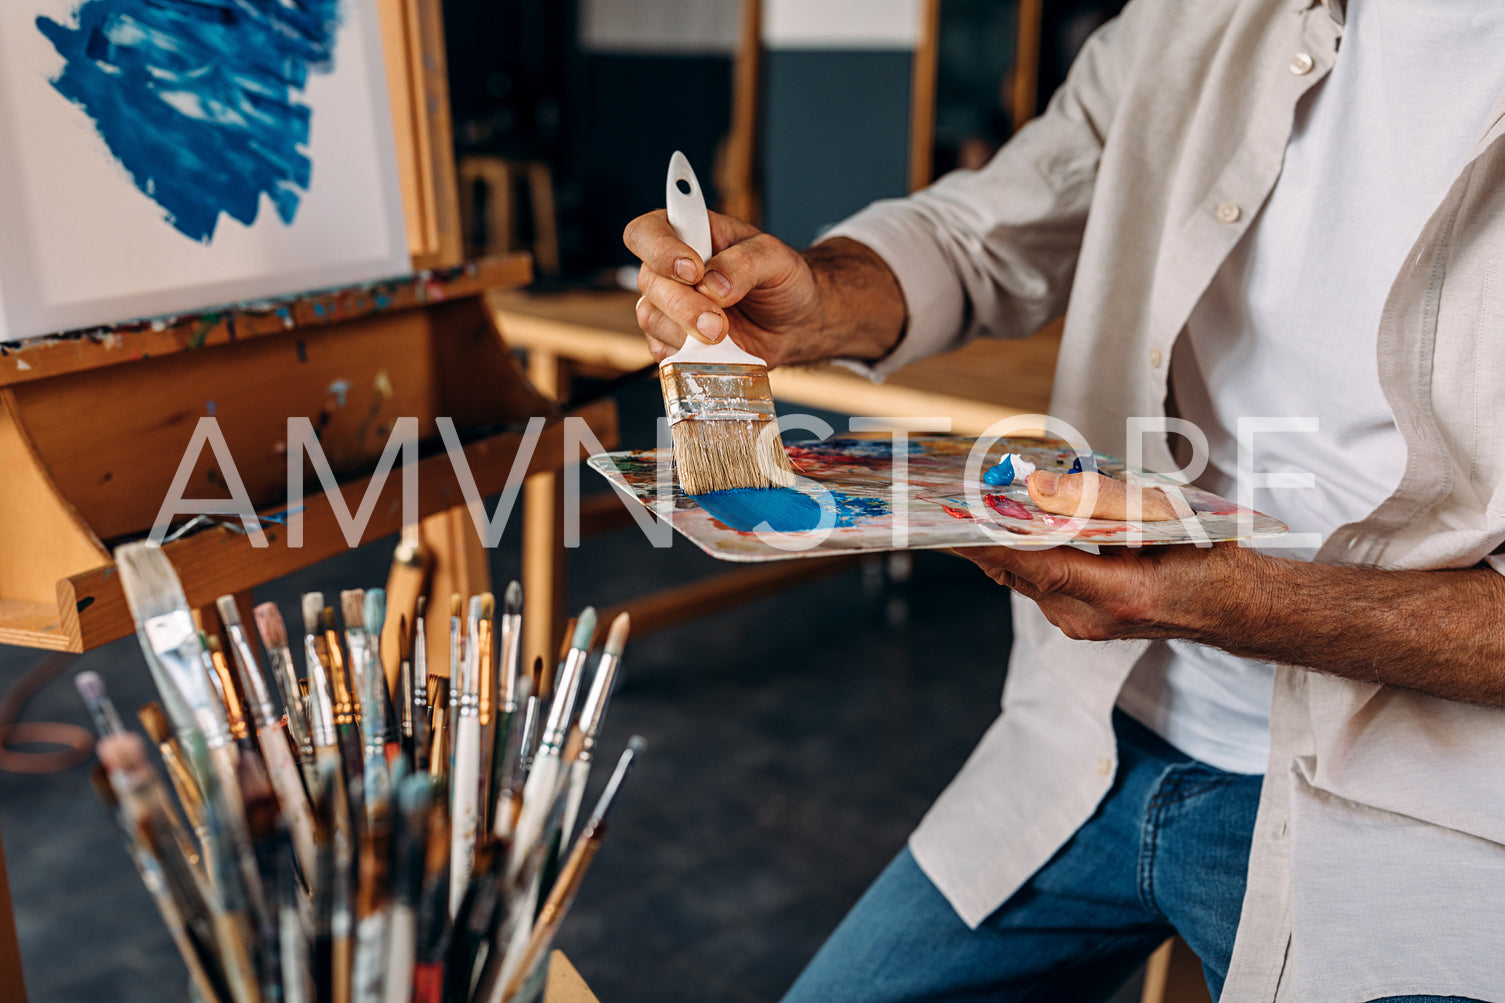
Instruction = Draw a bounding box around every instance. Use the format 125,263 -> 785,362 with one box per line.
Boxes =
588,436 -> 1288,562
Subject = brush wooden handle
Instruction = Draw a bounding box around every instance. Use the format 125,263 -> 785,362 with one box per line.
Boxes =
259,721 -> 317,881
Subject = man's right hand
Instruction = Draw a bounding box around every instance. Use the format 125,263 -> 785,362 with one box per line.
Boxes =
623,209 -> 821,367
623,212 -> 907,369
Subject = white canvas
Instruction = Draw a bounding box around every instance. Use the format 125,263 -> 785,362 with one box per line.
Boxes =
0,0 -> 411,341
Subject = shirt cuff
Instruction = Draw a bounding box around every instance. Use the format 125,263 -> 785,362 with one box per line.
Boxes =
819,201 -> 971,382
1487,554 -> 1505,576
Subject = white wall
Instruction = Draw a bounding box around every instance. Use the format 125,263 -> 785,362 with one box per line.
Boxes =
579,0 -> 741,54
763,0 -> 922,50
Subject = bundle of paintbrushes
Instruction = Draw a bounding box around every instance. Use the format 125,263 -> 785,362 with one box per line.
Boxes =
81,541 -> 642,1003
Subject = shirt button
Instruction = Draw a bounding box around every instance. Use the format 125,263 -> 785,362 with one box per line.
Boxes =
1097,756 -> 1113,777
1216,202 -> 1242,223
1290,52 -> 1314,75
1149,348 -> 1163,368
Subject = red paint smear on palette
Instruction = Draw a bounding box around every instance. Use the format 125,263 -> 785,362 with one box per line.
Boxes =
941,505 -> 973,520
984,494 -> 1032,520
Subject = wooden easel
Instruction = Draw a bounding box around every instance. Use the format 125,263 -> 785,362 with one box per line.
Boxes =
0,3 -> 615,998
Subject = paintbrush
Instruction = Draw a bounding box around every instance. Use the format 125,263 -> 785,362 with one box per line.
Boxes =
447,594 -> 464,774
139,702 -> 211,861
115,543 -> 267,940
254,603 -> 316,786
658,151 -> 795,494
204,635 -> 254,748
411,791 -> 452,1003
238,749 -> 286,1003
507,609 -> 595,883
398,614 -> 415,768
309,760 -> 340,1003
363,588 -> 400,753
383,774 -> 432,1003
220,595 -> 318,884
74,670 -> 127,738
487,582 -> 523,836
499,738 -> 645,1001
413,597 -> 431,771
342,590 -> 392,832
560,612 -> 631,849
319,606 -> 366,822
475,592 -> 498,834
382,523 -> 430,701
278,824 -> 312,1003
449,597 -> 486,916
489,670 -> 533,844
427,675 -> 450,789
95,737 -> 230,1003
517,657 -> 545,784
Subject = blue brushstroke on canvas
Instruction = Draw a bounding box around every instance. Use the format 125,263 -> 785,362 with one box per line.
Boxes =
37,0 -> 343,243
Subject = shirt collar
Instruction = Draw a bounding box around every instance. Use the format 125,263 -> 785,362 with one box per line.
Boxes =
1303,0 -> 1345,26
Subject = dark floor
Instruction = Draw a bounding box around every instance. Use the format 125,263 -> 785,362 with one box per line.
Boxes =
0,382 -> 1147,1003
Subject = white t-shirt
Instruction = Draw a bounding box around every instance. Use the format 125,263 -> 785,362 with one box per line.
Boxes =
1116,0 -> 1505,773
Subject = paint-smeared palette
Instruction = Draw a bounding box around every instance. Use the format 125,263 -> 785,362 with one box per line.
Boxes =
588,436 -> 1288,562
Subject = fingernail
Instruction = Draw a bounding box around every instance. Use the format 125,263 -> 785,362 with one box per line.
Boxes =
696,312 -> 724,340
1033,471 -> 1058,496
703,270 -> 731,297
675,258 -> 698,282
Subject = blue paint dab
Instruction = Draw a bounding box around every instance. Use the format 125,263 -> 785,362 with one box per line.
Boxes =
693,487 -> 889,533
694,488 -> 823,532
828,491 -> 888,526
37,0 -> 344,243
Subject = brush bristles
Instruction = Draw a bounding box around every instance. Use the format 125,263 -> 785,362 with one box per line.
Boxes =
138,702 -> 172,745
450,594 -> 463,619
503,581 -> 522,616
253,602 -> 287,651
301,593 -> 324,636
572,608 -> 597,651
214,595 -> 242,628
479,592 -> 495,622
114,543 -> 189,625
416,595 -> 427,619
605,612 -> 631,658
668,419 -> 796,494
340,590 -> 365,630
364,589 -> 386,634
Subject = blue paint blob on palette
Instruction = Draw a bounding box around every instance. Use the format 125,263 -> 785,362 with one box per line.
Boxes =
37,0 -> 344,243
692,487 -> 890,532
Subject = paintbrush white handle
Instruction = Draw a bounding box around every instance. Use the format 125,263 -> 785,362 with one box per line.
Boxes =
449,716 -> 481,915
662,151 -> 768,370
560,758 -> 590,857
259,721 -> 318,882
381,906 -> 417,1003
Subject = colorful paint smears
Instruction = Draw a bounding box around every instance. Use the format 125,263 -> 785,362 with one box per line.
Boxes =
591,437 -> 1289,562
37,0 -> 344,243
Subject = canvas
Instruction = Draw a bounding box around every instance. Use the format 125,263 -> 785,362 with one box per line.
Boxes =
0,0 -> 411,341
589,436 -> 1289,562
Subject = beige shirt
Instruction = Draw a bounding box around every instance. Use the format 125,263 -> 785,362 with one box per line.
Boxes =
828,1 -> 1505,999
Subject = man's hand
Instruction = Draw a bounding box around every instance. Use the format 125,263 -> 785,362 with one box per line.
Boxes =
957,531 -> 1505,707
622,213 -> 906,367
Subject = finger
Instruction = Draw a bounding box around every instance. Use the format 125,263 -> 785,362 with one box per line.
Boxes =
1027,471 -> 1179,521
636,296 -> 686,353
636,265 -> 728,344
699,232 -> 802,309
623,210 -> 705,284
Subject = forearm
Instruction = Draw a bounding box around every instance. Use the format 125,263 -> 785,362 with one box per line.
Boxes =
787,237 -> 907,366
1198,550 -> 1505,706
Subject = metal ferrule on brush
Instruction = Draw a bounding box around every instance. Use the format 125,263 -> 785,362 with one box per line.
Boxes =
540,647 -> 588,755
142,611 -> 231,752
659,363 -> 779,425
223,621 -> 277,730
303,638 -> 339,750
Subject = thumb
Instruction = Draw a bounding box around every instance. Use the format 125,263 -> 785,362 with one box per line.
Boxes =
1027,471 -> 1179,522
699,233 -> 804,309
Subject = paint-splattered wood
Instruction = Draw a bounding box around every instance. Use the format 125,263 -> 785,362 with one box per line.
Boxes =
39,398 -> 617,654
0,254 -> 530,389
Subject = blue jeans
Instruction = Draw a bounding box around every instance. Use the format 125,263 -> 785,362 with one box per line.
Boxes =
783,711 -> 1478,1003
